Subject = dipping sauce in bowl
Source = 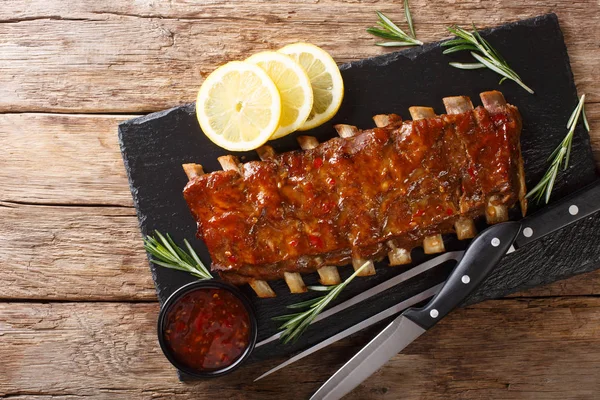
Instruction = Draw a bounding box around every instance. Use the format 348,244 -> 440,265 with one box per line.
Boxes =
157,280 -> 257,377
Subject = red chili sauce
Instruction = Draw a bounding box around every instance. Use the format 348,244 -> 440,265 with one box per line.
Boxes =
164,288 -> 250,371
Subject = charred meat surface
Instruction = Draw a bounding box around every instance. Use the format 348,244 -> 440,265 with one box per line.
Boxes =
183,91 -> 525,285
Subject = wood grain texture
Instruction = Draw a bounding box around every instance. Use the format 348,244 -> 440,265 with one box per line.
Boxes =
0,202 -> 155,300
0,1 -> 598,113
586,103 -> 600,166
0,113 -> 135,206
1,0 -> 600,398
1,299 -> 599,399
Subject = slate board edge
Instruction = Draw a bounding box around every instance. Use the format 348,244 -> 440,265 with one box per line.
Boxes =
118,126 -> 157,300
340,13 -> 560,70
119,13 -> 564,130
465,239 -> 600,306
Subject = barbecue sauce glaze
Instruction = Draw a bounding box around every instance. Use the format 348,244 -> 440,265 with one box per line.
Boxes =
183,100 -> 522,284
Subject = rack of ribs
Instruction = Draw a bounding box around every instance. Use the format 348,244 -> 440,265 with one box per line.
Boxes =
182,90 -> 526,298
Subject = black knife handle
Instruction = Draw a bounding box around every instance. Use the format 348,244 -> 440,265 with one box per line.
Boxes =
403,221 -> 522,330
514,179 -> 600,249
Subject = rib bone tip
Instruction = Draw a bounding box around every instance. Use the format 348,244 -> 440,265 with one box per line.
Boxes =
423,234 -> 445,254
409,107 -> 436,120
352,258 -> 376,276
256,145 -> 276,161
283,272 -> 307,294
182,163 -> 204,180
334,124 -> 359,138
519,196 -> 528,218
249,279 -> 276,298
373,114 -> 392,128
317,266 -> 342,285
297,135 -> 320,150
486,196 -> 509,224
387,245 -> 412,266
218,155 -> 241,172
455,217 -> 477,240
442,96 -> 474,114
486,205 -> 509,224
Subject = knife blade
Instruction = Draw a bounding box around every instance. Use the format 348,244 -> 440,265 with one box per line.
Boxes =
310,221 -> 523,400
256,179 -> 600,349
314,315 -> 426,400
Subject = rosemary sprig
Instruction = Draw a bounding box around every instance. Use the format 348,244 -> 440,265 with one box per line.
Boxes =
273,261 -> 371,344
144,230 -> 213,280
526,94 -> 589,204
441,24 -> 534,94
366,4 -> 423,47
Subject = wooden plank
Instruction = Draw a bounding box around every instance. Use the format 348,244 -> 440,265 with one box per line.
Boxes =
1,2 -> 598,396
586,102 -> 600,165
356,297 -> 600,399
509,271 -> 600,298
0,202 -> 155,300
0,1 -> 597,112
0,113 -> 135,206
1,103 -> 597,209
2,200 -> 600,301
1,298 -> 599,399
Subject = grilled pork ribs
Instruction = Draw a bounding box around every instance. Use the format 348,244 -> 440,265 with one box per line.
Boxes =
183,91 -> 526,297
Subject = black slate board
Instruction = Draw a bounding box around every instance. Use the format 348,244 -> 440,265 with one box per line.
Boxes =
119,13 -> 599,375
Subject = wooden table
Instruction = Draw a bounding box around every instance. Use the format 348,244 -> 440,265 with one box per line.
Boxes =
1,1 -> 599,399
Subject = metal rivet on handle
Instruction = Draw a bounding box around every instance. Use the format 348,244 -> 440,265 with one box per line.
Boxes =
569,205 -> 579,216
491,237 -> 500,247
462,275 -> 470,284
430,309 -> 439,318
523,227 -> 533,238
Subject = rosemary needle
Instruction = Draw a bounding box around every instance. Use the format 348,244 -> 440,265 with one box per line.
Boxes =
144,230 -> 213,280
367,3 -> 422,47
526,94 -> 589,204
273,261 -> 372,344
442,24 -> 534,94
404,0 -> 416,39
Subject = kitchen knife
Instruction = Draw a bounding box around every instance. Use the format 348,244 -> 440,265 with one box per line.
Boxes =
256,179 -> 600,349
310,221 -> 522,400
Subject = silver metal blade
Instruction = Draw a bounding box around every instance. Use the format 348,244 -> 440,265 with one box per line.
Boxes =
256,250 -> 464,347
254,283 -> 443,382
310,316 -> 425,400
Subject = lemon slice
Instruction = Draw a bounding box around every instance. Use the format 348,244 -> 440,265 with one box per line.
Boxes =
246,51 -> 313,140
279,43 -> 344,131
196,61 -> 282,151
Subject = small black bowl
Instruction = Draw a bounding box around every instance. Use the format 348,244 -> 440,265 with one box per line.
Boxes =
157,280 -> 257,378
